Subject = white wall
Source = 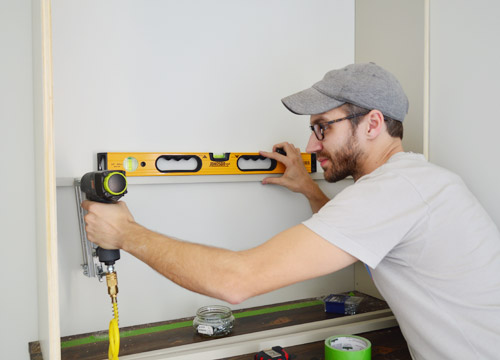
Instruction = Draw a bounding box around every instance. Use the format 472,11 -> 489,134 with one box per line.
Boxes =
53,0 -> 356,336
52,0 -> 355,175
429,0 -> 500,227
355,0 -> 426,155
0,1 -> 39,359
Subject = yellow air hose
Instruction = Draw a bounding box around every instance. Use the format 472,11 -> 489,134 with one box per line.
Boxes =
105,270 -> 120,359
108,301 -> 120,360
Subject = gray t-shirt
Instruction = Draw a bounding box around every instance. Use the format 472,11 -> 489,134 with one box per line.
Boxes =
304,152 -> 500,359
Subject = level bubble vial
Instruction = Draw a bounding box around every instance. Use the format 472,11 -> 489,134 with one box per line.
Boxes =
123,156 -> 139,172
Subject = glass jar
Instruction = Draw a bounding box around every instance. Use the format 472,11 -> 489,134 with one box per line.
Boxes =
193,305 -> 235,337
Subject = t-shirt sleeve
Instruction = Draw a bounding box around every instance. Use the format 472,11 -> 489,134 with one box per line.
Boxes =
303,171 -> 428,268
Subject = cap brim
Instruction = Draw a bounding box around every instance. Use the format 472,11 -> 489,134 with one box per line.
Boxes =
281,87 -> 345,115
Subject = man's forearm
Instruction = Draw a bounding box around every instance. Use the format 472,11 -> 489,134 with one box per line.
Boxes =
121,222 -> 253,304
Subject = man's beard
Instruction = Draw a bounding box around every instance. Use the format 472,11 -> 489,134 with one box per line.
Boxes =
321,134 -> 364,183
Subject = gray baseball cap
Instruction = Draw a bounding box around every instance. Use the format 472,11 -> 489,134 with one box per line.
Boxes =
281,62 -> 409,122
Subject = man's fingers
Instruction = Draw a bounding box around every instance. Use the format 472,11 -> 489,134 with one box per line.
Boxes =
260,150 -> 284,162
273,142 -> 295,152
262,176 -> 284,186
81,199 -> 92,211
81,199 -> 107,212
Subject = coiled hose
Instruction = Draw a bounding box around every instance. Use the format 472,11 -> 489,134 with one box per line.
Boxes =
108,301 -> 120,360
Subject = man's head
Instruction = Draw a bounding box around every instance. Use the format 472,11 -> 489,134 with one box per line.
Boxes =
282,63 -> 408,182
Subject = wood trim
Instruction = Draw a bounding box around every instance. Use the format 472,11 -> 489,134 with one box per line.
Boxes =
33,0 -> 61,358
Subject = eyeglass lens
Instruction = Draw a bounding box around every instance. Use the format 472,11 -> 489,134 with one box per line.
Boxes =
312,124 -> 323,140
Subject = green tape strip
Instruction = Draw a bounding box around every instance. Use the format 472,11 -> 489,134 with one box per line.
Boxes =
233,300 -> 323,319
61,300 -> 323,349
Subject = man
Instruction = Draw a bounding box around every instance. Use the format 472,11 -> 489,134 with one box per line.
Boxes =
83,63 -> 500,359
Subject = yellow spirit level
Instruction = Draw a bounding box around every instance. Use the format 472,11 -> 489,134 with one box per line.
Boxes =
97,152 -> 316,177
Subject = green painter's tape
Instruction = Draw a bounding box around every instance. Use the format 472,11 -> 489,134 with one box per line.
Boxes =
233,300 -> 323,319
61,320 -> 194,348
325,335 -> 371,360
61,300 -> 323,349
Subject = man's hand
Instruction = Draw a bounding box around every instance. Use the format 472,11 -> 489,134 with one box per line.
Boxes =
260,142 -> 330,213
260,142 -> 312,193
81,200 -> 136,250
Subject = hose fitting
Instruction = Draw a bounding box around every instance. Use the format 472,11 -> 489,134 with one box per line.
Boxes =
105,271 -> 119,303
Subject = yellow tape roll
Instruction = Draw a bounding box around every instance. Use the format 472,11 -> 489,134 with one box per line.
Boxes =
325,335 -> 371,360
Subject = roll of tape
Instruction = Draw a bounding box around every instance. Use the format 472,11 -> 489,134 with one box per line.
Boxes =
324,335 -> 371,360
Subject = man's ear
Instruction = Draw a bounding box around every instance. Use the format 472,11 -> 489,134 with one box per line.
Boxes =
364,110 -> 385,139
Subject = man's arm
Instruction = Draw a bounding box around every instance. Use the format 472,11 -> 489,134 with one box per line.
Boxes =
260,142 -> 330,213
82,200 -> 357,304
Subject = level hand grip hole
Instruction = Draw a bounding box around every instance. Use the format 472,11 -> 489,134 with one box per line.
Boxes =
237,156 -> 277,171
156,155 -> 202,173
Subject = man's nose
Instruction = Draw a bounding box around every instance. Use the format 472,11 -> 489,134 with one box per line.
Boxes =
306,132 -> 322,154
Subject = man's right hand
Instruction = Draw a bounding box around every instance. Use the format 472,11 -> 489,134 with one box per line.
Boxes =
81,200 -> 136,251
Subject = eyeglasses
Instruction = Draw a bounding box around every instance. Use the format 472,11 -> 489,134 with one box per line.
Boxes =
309,112 -> 369,140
